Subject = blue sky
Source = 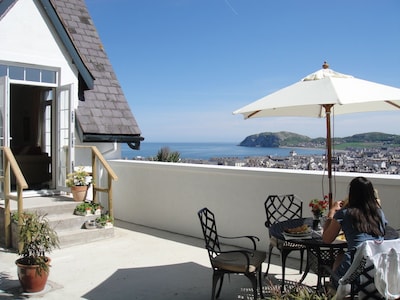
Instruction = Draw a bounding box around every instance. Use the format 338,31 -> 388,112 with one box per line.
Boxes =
85,0 -> 400,143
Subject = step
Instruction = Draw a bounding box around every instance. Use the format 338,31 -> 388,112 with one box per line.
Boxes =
11,221 -> 115,249
7,195 -> 80,215
46,212 -> 99,231
2,195 -> 115,249
57,226 -> 114,248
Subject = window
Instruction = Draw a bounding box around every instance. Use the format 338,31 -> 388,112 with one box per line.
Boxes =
0,64 -> 57,84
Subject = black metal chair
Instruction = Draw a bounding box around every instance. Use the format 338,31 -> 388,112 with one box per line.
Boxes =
198,207 -> 266,300
264,194 -> 305,291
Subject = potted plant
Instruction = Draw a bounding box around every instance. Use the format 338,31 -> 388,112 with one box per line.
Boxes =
15,212 -> 59,293
74,202 -> 93,216
96,214 -> 114,228
66,166 -> 91,201
74,202 -> 102,216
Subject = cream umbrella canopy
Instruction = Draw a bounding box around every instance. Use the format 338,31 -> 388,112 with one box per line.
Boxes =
233,63 -> 400,208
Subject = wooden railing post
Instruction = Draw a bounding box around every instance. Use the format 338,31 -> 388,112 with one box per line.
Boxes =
1,147 -> 28,248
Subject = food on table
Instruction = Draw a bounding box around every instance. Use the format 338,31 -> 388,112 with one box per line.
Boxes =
284,224 -> 310,234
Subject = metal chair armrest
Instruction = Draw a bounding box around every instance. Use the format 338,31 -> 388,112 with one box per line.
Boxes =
218,234 -> 260,250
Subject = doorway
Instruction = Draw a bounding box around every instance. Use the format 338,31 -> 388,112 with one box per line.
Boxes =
10,84 -> 53,190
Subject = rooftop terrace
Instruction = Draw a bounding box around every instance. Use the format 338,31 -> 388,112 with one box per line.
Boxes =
0,220 -> 318,299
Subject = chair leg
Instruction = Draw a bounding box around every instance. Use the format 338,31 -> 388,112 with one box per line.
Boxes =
212,272 -> 224,300
216,273 -> 224,299
258,267 -> 264,299
264,243 -> 274,277
245,273 -> 258,300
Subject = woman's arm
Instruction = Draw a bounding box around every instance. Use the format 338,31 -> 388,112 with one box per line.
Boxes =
322,201 -> 343,243
322,218 -> 341,243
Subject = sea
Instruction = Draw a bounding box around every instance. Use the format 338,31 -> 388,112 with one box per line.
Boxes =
121,142 -> 325,160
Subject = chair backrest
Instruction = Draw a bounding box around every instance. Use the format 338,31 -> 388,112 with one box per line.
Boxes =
337,239 -> 400,300
198,208 -> 221,261
264,194 -> 303,228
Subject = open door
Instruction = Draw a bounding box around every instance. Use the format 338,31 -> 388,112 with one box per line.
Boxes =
56,84 -> 74,191
0,76 -> 10,196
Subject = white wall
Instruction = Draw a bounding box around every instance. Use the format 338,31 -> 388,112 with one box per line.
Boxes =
0,0 -> 79,89
110,160 -> 400,249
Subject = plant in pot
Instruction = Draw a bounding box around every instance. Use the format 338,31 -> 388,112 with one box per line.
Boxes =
74,202 -> 102,216
15,212 -> 60,293
66,166 -> 91,201
74,202 -> 93,216
96,214 -> 114,228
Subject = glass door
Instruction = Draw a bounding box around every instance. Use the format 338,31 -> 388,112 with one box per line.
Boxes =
0,76 -> 10,196
55,84 -> 74,191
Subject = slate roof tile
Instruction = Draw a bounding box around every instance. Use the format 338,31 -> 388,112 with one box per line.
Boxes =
51,0 -> 142,141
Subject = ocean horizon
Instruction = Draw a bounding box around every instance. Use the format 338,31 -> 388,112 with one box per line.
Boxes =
121,142 -> 325,160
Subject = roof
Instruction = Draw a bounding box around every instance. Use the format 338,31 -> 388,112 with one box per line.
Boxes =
48,0 -> 144,147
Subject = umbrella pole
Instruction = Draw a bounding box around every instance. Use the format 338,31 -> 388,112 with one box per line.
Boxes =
325,104 -> 334,209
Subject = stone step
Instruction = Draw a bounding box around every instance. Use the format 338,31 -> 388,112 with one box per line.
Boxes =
57,226 -> 114,248
3,194 -> 114,249
46,212 -> 99,231
8,196 -> 79,214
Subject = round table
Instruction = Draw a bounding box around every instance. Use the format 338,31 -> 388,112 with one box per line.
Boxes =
269,218 -> 399,290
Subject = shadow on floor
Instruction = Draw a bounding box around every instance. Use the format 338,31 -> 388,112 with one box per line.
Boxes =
82,262 -> 213,300
82,261 -> 313,300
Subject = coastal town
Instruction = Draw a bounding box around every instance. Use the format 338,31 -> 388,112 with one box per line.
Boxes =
181,146 -> 400,175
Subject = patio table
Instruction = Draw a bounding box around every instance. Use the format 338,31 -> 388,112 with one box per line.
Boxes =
269,218 -> 399,291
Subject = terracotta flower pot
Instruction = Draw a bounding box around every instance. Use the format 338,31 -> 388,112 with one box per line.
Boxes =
16,257 -> 51,293
71,185 -> 88,202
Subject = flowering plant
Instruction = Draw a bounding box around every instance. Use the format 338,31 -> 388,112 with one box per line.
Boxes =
66,166 -> 91,187
309,196 -> 329,217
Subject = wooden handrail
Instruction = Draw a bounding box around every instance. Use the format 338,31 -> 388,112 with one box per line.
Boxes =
1,146 -> 28,248
75,146 -> 118,220
1,145 -> 118,248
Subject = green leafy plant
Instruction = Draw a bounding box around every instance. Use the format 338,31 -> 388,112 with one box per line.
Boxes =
95,214 -> 113,227
74,202 -> 101,214
15,212 -> 59,275
153,147 -> 181,162
66,166 -> 91,187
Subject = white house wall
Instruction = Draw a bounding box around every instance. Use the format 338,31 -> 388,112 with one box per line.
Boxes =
0,0 -> 79,95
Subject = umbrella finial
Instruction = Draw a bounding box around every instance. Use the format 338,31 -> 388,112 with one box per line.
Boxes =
322,61 -> 329,69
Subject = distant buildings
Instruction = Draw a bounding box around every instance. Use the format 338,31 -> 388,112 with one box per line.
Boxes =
180,146 -> 400,174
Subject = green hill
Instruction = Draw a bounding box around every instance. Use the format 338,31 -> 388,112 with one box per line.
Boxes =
239,131 -> 400,148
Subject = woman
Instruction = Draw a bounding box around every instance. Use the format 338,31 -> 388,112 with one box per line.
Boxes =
322,176 -> 387,288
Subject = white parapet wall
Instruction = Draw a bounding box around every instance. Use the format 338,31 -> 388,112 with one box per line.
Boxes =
110,160 -> 400,249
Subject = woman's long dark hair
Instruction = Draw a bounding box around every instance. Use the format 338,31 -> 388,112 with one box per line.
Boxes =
347,176 -> 385,237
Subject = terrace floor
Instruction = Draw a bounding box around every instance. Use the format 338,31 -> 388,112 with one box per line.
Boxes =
0,220 -> 319,299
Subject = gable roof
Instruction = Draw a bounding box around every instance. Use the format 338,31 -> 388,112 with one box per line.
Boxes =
47,0 -> 144,148
0,0 -> 143,148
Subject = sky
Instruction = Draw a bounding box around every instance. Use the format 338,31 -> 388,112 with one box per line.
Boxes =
85,0 -> 400,143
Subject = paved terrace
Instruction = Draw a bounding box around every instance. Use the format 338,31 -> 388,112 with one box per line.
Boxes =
0,220 -> 318,300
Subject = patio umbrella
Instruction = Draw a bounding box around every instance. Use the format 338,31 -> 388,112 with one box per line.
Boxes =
233,62 -> 400,208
